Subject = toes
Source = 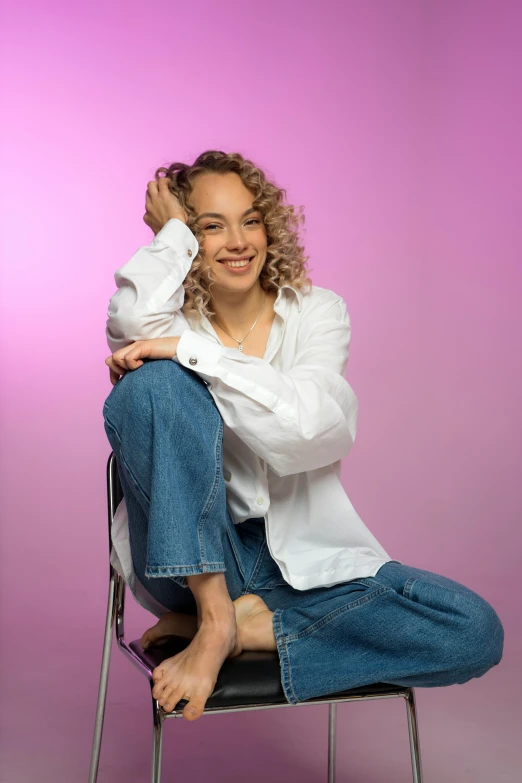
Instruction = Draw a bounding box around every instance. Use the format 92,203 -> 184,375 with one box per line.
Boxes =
141,621 -> 163,648
152,665 -> 165,682
183,694 -> 206,721
161,686 -> 186,714
151,670 -> 170,700
158,684 -> 177,710
142,633 -> 169,650
152,681 -> 168,701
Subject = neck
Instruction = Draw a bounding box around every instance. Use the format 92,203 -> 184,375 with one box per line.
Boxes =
210,284 -> 267,335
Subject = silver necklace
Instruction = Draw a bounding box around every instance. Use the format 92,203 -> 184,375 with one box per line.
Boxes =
212,291 -> 267,352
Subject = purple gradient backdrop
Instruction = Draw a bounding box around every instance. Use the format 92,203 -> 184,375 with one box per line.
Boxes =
1,1 -> 521,781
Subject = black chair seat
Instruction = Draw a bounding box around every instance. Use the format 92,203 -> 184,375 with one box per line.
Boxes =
128,637 -> 405,711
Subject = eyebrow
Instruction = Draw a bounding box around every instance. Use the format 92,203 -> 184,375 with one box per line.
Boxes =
195,207 -> 260,221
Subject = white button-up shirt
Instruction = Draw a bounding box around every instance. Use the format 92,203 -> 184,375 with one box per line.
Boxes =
106,219 -> 394,613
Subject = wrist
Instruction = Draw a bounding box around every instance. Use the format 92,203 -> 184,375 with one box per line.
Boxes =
167,213 -> 187,225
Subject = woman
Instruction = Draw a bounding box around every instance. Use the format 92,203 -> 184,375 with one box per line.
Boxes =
103,150 -> 503,723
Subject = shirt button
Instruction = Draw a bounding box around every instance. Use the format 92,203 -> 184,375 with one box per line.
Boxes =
187,249 -> 193,257
256,497 -> 264,505
189,357 -> 198,366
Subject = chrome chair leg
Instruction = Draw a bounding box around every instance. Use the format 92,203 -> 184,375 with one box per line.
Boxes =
151,698 -> 165,783
327,702 -> 337,783
88,572 -> 118,783
405,688 -> 424,783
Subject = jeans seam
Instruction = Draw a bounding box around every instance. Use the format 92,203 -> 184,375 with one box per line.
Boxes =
242,539 -> 268,594
196,417 -> 224,565
225,526 -> 246,582
285,586 -> 392,642
273,609 -> 300,705
403,577 -> 417,600
104,415 -> 151,503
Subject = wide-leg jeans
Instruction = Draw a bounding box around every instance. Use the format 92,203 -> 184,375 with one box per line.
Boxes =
102,359 -> 504,705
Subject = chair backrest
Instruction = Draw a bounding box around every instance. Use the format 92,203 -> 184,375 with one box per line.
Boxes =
106,452 -> 127,641
106,451 -> 124,550
107,451 -> 123,521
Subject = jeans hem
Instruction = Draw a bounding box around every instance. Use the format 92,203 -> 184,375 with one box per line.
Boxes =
144,562 -> 226,579
272,609 -> 300,706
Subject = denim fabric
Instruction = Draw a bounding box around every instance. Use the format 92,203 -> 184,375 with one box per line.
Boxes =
103,359 -> 504,705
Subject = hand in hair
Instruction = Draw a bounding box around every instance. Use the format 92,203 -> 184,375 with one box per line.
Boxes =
143,176 -> 188,234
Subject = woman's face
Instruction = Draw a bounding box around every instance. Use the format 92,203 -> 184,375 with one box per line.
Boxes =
189,171 -> 268,292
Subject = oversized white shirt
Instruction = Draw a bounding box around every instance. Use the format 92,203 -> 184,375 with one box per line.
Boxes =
105,218 -> 395,614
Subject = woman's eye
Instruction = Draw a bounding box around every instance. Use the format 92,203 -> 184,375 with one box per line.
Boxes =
204,219 -> 260,231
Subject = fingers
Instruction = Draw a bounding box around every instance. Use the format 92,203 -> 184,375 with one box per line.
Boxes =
107,345 -> 144,372
105,356 -> 126,380
144,178 -> 172,234
146,176 -> 170,200
105,348 -> 145,385
109,367 -> 122,385
105,355 -> 126,375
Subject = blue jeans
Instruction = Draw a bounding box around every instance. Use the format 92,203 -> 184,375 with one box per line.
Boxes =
102,359 -> 504,705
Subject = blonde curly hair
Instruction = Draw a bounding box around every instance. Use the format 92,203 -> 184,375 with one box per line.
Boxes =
153,150 -> 313,321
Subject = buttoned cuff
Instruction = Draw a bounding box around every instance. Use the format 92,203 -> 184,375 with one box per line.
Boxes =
175,330 -> 225,381
152,218 -> 199,259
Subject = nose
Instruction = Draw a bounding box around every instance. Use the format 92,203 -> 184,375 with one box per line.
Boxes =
225,224 -> 249,251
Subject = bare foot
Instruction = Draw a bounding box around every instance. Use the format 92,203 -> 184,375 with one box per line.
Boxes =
140,612 -> 199,650
233,594 -> 277,651
151,606 -> 241,720
141,596 -> 276,653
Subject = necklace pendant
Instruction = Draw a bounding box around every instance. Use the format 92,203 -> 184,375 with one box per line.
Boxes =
238,344 -> 244,352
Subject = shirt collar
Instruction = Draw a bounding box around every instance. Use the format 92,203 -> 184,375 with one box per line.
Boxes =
196,282 -> 305,332
275,283 -> 305,313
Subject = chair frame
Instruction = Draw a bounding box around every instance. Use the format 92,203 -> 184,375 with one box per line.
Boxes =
89,452 -> 424,783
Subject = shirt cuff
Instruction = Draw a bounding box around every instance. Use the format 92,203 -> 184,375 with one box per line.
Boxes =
152,217 -> 199,259
175,330 -> 226,381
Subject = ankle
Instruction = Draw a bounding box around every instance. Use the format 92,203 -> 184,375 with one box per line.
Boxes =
186,572 -> 235,622
199,601 -> 236,624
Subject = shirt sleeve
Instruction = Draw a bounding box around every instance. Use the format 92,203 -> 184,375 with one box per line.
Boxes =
174,296 -> 358,477
105,218 -> 199,354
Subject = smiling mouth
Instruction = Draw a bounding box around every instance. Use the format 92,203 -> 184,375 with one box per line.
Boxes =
217,256 -> 254,268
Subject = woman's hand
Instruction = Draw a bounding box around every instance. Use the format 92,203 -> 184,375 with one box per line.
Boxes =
143,176 -> 188,235
105,337 -> 181,385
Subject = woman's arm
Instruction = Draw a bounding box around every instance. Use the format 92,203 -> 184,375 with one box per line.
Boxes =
105,218 -> 198,354
173,295 -> 358,477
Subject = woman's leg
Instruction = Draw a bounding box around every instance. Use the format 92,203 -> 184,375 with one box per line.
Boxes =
102,359 -> 263,719
244,559 -> 504,705
103,359 -> 246,596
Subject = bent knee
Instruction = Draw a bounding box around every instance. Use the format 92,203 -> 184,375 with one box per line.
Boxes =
104,359 -> 214,421
122,357 -> 200,392
453,594 -> 504,672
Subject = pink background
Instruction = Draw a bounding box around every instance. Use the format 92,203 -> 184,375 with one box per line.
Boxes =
1,0 -> 521,780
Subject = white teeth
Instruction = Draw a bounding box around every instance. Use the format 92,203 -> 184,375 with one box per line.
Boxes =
224,259 -> 251,268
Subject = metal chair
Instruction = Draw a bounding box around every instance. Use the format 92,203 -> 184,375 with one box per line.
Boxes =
89,452 -> 424,782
